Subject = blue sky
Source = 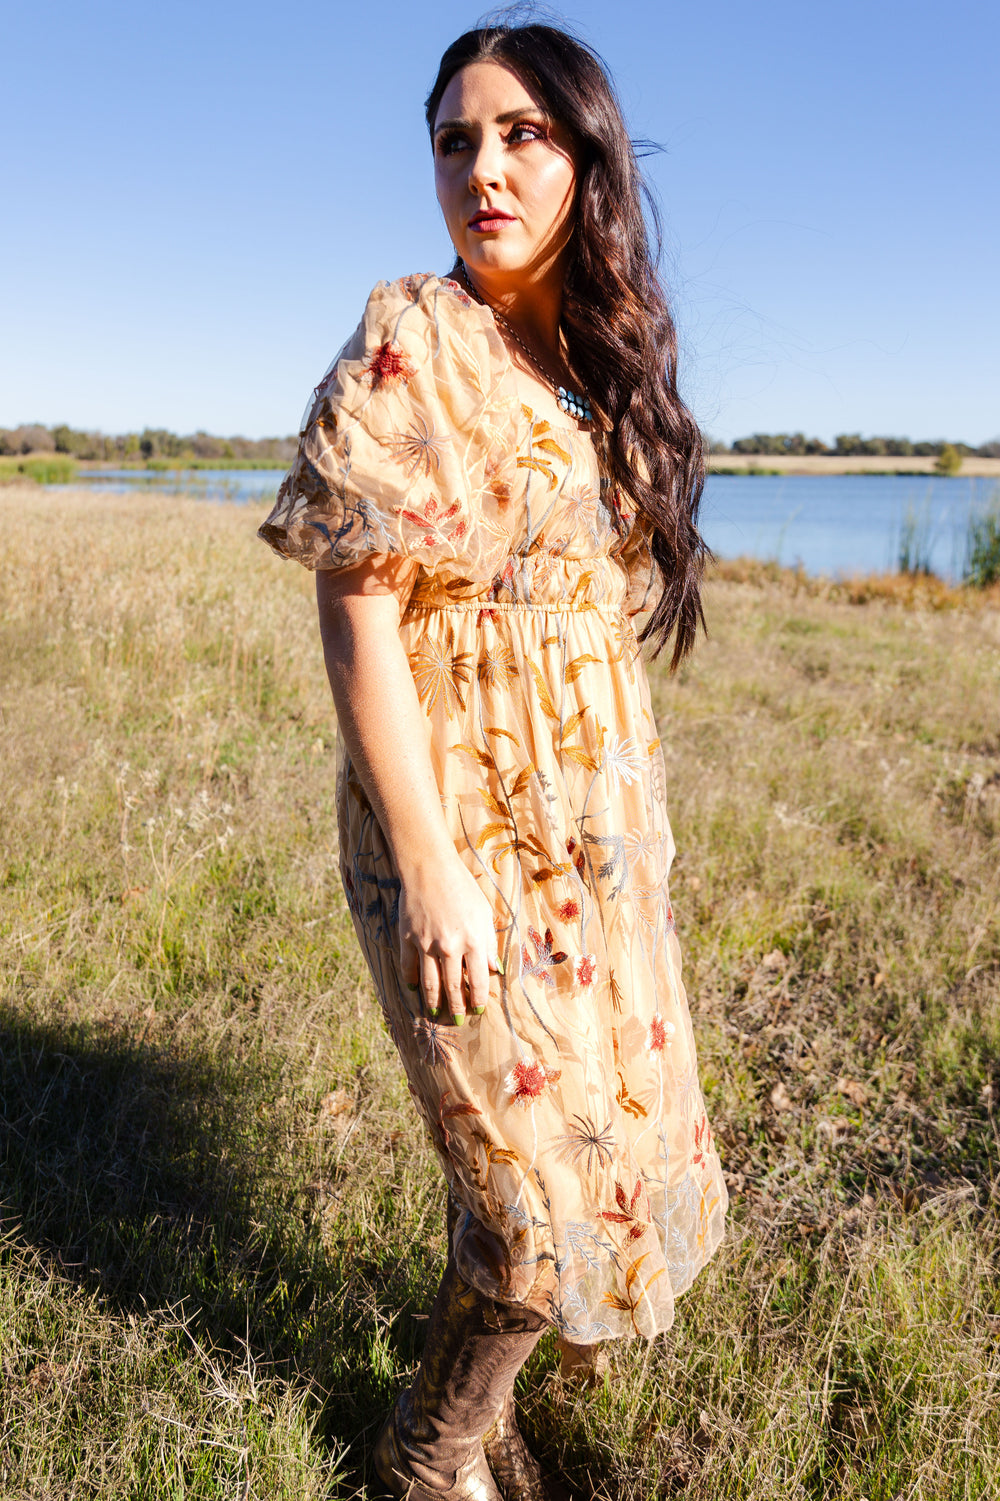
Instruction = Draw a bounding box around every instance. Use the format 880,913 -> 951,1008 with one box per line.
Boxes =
3,0 -> 996,445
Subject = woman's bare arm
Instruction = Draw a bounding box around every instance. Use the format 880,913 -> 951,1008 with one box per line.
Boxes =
316,558 -> 498,1024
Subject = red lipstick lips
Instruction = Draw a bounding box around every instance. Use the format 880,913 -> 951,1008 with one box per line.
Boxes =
469,208 -> 516,232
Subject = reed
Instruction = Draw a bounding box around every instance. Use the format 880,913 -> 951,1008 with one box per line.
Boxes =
963,485 -> 1000,588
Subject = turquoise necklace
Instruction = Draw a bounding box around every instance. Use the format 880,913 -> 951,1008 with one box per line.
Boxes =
457,264 -> 594,425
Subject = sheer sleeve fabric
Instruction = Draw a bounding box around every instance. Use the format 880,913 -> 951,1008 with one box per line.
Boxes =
258,273 -> 525,584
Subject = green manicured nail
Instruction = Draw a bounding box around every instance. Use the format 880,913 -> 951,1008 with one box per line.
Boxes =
452,1012 -> 465,1027
473,1005 -> 486,1016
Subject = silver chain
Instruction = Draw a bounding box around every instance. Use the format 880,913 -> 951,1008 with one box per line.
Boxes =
456,264 -> 593,424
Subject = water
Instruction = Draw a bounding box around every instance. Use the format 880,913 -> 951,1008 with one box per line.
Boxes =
700,473 -> 993,580
55,468 -> 996,582
62,467 -> 287,506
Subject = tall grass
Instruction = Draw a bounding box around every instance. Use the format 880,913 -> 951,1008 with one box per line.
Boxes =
963,485 -> 1000,587
1,485 -> 999,1499
895,496 -> 934,575
0,454 -> 79,484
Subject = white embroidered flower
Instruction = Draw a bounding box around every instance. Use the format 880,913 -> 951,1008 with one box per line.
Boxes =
602,734 -> 643,794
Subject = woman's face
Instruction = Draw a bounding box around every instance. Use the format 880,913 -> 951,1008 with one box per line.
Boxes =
432,61 -> 577,300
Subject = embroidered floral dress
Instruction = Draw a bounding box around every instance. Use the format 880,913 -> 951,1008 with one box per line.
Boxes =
259,273 -> 726,1341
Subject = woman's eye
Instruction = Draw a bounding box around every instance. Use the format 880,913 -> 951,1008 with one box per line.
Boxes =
507,122 -> 544,144
436,132 -> 468,157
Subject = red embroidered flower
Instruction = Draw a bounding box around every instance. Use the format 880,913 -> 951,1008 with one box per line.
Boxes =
646,1014 -> 675,1052
558,898 -> 580,921
574,954 -> 597,987
365,341 -> 416,387
506,1057 -> 560,1107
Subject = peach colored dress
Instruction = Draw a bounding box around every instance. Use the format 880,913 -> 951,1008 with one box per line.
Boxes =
259,273 -> 726,1341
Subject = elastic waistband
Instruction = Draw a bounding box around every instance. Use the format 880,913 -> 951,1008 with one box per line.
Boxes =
405,600 -> 625,617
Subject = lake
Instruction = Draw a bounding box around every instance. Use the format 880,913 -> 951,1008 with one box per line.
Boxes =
60,468 -> 997,581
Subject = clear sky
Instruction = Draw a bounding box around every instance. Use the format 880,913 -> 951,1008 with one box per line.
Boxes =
3,0 -> 997,446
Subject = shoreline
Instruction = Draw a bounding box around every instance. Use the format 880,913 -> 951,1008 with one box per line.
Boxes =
708,453 -> 1000,478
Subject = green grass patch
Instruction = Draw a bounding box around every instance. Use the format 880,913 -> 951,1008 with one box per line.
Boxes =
1,487 -> 998,1498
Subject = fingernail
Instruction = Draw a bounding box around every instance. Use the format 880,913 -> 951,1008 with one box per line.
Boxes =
428,1006 -> 441,1019
494,956 -> 505,976
452,1013 -> 465,1027
473,1005 -> 486,1016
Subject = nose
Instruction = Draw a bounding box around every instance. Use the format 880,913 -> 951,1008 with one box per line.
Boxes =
467,131 -> 506,196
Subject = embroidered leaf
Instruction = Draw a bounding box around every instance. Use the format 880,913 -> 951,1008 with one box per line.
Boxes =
485,726 -> 520,744
624,1252 -> 651,1292
565,654 -> 601,685
562,747 -> 599,772
528,663 -> 560,722
450,742 -> 496,770
516,455 -> 559,491
535,436 -> 572,463
602,1293 -> 633,1314
615,1182 -> 631,1213
561,708 -> 587,744
442,1101 -> 481,1120
600,1211 -> 632,1226
531,868 -> 557,884
475,822 -> 513,850
477,788 -> 511,820
509,765 -> 535,799
486,1143 -> 519,1165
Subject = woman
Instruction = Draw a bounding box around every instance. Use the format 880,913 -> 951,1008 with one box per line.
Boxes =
259,21 -> 727,1500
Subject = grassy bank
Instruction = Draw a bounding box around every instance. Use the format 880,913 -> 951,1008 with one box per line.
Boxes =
0,454 -> 79,484
1,485 -> 998,1500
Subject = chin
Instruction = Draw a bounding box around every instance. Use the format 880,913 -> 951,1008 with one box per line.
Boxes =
461,242 -> 528,281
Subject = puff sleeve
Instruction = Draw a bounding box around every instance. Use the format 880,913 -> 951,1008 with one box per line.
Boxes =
258,274 -> 526,585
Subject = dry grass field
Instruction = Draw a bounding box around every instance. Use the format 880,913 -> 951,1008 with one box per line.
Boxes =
2,484 -> 999,1500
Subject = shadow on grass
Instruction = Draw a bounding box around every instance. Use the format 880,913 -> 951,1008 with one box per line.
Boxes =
0,1004 -> 453,1494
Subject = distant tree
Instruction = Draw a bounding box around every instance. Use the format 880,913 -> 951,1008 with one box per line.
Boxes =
935,443 -> 963,475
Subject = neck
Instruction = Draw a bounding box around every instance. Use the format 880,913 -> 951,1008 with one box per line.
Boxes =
458,261 -> 565,368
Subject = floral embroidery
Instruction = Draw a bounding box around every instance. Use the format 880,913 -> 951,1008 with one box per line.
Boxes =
506,1057 -> 561,1107
600,1176 -> 651,1247
383,416 -> 449,477
646,1014 -> 675,1052
413,1015 -> 462,1066
365,340 -> 416,387
521,925 -> 569,987
555,1114 -> 615,1173
574,954 -> 597,987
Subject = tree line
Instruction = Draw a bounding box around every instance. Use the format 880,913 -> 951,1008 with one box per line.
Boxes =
715,433 -> 1000,458
0,424 -> 297,464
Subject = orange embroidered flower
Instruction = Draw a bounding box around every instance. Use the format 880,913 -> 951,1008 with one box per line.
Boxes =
558,898 -> 580,921
365,341 -> 416,387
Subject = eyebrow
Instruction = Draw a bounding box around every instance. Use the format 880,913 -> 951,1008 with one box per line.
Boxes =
433,107 -> 547,135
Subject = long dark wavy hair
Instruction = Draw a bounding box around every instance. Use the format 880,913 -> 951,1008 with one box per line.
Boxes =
425,21 -> 708,667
